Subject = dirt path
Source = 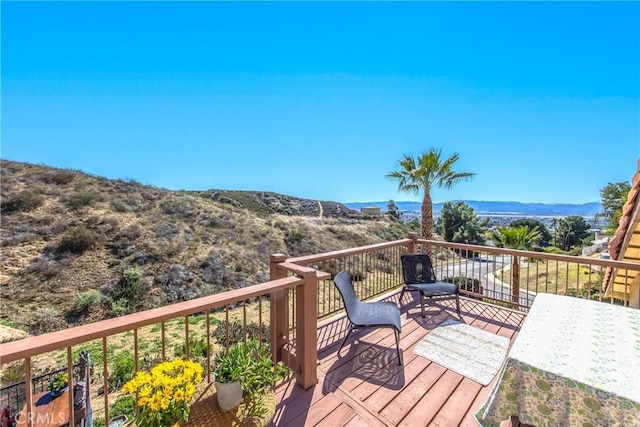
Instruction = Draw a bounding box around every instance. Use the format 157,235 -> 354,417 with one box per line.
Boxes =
318,201 -> 323,218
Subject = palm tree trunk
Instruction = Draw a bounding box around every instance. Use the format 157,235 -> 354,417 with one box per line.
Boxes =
421,190 -> 434,240
511,255 -> 520,304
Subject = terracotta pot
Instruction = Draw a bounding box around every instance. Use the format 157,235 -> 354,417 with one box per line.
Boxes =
214,380 -> 243,412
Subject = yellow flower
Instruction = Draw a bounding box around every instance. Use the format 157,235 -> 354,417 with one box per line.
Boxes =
121,359 -> 204,427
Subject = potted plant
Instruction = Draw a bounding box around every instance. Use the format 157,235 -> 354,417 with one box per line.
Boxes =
213,339 -> 289,418
48,372 -> 69,396
212,344 -> 245,412
121,359 -> 203,427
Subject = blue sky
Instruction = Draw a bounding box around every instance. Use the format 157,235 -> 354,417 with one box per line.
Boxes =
2,2 -> 639,204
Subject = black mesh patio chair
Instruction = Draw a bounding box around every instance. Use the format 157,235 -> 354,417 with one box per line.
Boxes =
333,271 -> 402,365
400,254 -> 461,318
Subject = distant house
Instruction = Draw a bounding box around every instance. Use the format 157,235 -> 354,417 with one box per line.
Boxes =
603,159 -> 640,308
361,206 -> 381,216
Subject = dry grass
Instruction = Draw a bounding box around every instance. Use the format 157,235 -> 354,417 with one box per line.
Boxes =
497,259 -> 603,294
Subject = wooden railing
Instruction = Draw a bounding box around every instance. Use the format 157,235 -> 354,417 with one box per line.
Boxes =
416,238 -> 640,309
0,274 -> 320,426
2,233 -> 638,426
282,238 -> 413,319
280,232 -> 640,314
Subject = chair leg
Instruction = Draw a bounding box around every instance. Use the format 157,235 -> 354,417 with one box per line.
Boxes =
338,325 -> 355,356
420,293 -> 426,318
394,329 -> 401,365
398,287 -> 406,305
455,294 -> 461,314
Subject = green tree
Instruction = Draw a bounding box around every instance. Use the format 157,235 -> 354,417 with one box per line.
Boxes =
387,200 -> 401,220
600,181 -> 630,233
386,148 -> 475,240
556,216 -> 591,251
509,218 -> 551,245
490,225 -> 542,304
438,201 -> 488,250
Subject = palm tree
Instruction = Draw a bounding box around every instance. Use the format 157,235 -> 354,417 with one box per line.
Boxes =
490,225 -> 542,304
386,148 -> 475,240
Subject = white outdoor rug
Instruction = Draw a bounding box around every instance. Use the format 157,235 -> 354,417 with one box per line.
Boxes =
413,319 -> 510,386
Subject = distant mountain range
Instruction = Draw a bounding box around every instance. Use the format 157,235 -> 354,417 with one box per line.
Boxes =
344,200 -> 602,217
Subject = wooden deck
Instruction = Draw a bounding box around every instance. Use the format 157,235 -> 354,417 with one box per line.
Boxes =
269,294 -> 527,427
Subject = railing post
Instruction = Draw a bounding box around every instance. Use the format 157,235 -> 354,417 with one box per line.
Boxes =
407,232 -> 418,254
296,269 -> 318,389
269,254 -> 288,364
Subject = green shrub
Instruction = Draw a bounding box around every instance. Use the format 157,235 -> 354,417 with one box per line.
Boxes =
174,335 -> 210,359
92,417 -> 105,427
213,340 -> 289,419
288,227 -> 304,241
110,394 -> 135,420
1,190 -> 44,214
48,372 -> 69,393
122,266 -> 143,294
109,267 -> 145,312
0,361 -> 25,384
109,350 -> 135,391
568,247 -> 583,256
543,246 -> 568,254
65,191 -> 96,210
73,290 -> 102,312
110,298 -> 129,316
211,320 -> 271,348
58,226 -> 98,254
188,314 -> 205,325
42,170 -> 76,185
69,341 -> 114,367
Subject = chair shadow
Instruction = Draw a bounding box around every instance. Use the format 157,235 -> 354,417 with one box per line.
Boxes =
321,336 -> 405,395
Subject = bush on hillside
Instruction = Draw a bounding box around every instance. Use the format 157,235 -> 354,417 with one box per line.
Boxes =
26,257 -> 68,280
113,266 -> 145,301
65,191 -> 96,210
108,225 -> 142,258
72,290 -> 102,313
1,190 -> 44,214
58,226 -> 99,254
41,169 -> 76,185
158,264 -> 196,302
29,306 -> 64,334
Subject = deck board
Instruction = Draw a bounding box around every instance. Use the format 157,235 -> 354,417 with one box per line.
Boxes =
313,403 -> 355,427
269,295 -> 526,426
400,370 -> 464,426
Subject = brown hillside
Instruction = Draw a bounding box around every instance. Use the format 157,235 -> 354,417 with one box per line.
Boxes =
0,160 -> 409,335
